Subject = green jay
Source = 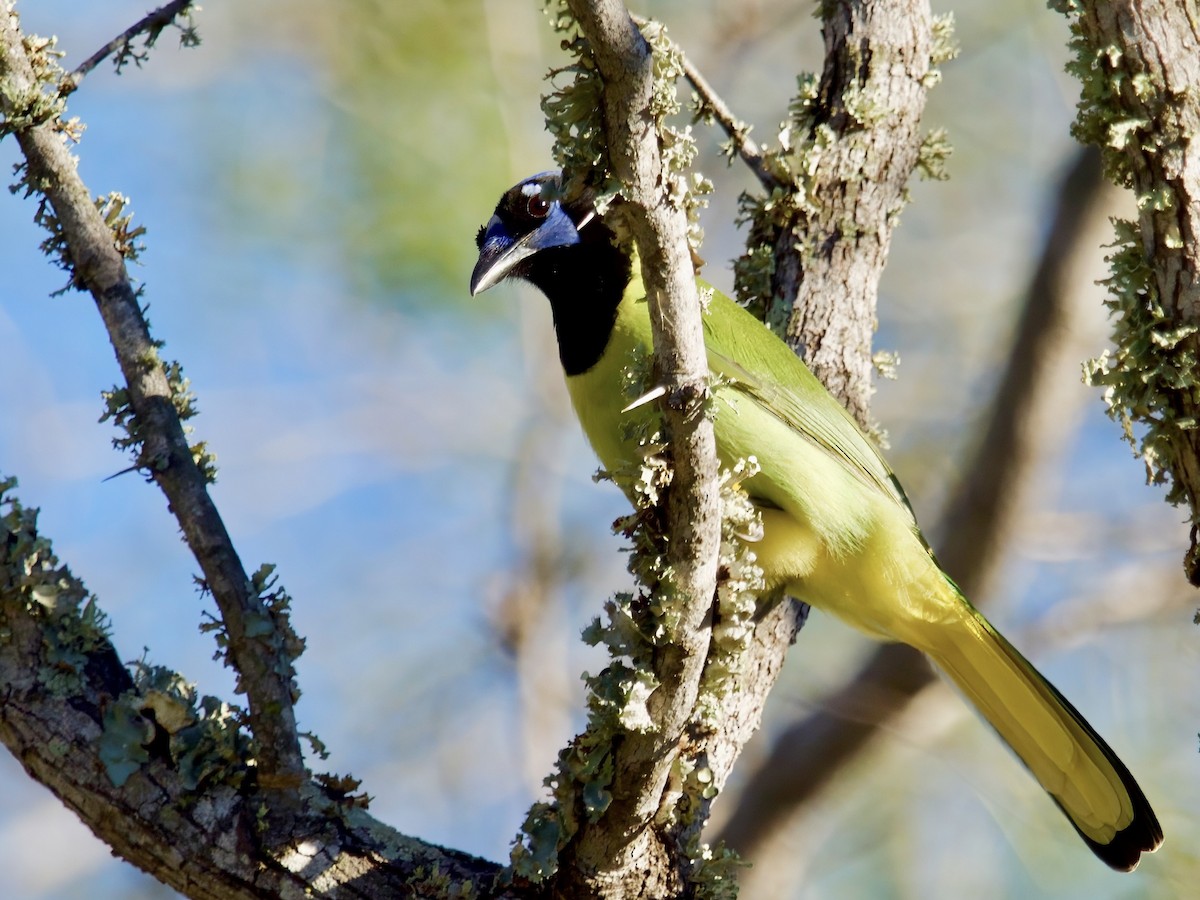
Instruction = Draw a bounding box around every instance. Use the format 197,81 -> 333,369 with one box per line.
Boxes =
470,171 -> 1162,871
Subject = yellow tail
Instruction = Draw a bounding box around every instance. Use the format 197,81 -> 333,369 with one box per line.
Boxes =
926,607 -> 1162,871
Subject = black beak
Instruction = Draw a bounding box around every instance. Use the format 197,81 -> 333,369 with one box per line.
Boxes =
469,203 -> 584,295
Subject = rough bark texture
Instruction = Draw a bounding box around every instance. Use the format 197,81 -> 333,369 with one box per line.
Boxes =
0,5 -> 505,898
0,499 -> 504,899
1061,0 -> 1200,582
552,3 -> 723,896
540,1 -> 939,895
775,0 -> 934,429
0,0 -> 948,895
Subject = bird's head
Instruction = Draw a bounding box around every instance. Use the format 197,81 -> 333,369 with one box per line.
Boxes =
469,171 -> 600,296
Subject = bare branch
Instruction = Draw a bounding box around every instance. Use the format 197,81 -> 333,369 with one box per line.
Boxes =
60,0 -> 198,96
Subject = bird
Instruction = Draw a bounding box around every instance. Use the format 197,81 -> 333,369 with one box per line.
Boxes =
470,170 -> 1163,872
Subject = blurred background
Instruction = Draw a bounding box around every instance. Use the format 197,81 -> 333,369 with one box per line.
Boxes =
0,1 -> 1195,897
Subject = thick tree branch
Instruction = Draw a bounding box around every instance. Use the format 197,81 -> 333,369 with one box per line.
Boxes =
716,147 -> 1122,861
772,0 -> 936,427
1056,0 -> 1200,582
0,484 -> 503,899
550,2 -> 723,895
0,2 -> 304,788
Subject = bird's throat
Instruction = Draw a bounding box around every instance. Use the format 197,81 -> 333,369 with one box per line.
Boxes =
525,234 -> 632,377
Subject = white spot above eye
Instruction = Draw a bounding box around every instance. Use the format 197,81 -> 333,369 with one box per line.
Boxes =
520,183 -> 542,197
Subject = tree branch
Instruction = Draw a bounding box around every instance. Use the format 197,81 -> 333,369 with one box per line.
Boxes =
0,2 -> 304,789
628,12 -> 775,191
61,0 -> 198,96
547,2 -> 723,894
0,482 -> 503,899
1055,0 -> 1200,583
742,0 -> 940,428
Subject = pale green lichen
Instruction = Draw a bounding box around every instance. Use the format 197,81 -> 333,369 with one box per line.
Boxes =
99,659 -> 250,789
925,12 -> 960,87
100,357 -> 217,483
2,22 -> 217,486
916,127 -> 953,181
0,476 -> 111,693
685,838 -> 746,900
0,480 -> 244,792
1055,0 -> 1200,510
734,17 -> 956,330
510,372 -> 676,879
731,72 -> 826,328
541,3 -> 711,248
406,865 -> 480,900
696,458 -> 764,716
200,563 -> 305,697
1082,220 -> 1199,500
518,4 -> 761,888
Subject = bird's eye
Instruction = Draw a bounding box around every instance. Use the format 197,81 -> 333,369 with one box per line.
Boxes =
527,194 -> 551,218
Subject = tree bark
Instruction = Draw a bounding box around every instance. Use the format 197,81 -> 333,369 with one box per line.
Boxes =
1057,0 -> 1200,582
774,0 -> 935,429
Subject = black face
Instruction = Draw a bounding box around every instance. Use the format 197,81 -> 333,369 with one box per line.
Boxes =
469,171 -> 588,296
474,172 -> 560,252
470,172 -> 632,376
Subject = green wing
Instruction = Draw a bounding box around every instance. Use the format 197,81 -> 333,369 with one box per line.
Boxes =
700,284 -> 919,525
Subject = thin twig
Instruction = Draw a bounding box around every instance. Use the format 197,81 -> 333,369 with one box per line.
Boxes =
61,0 -> 196,96
631,12 -> 777,190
